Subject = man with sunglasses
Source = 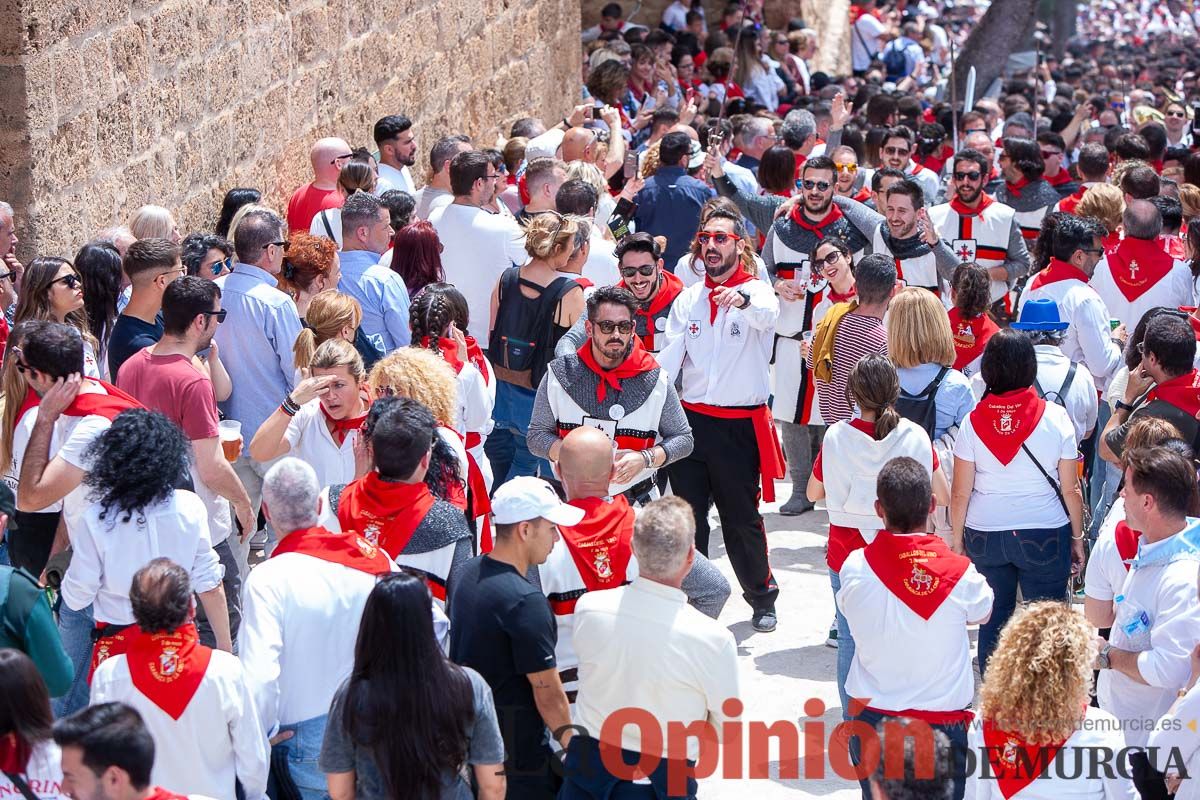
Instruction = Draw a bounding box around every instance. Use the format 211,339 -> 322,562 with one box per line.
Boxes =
1036,131 -> 1079,199
285,136 -> 353,233
929,148 -> 1028,310
107,238 -> 182,379
831,147 -> 871,203
658,209 -> 785,632
529,286 -> 692,502
877,126 -> 939,207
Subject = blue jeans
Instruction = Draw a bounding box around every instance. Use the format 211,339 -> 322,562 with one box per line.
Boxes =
829,568 -> 855,720
52,602 -> 95,718
271,715 -> 329,800
1087,402 -> 1119,539
850,707 -> 969,800
486,382 -> 550,485
964,523 -> 1072,675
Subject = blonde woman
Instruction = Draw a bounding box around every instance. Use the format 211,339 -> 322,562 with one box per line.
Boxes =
565,160 -> 618,240
293,292 -> 364,373
249,339 -> 370,488
1076,184 -> 1125,251
888,287 -> 976,441
127,204 -> 182,244
967,602 -> 1133,800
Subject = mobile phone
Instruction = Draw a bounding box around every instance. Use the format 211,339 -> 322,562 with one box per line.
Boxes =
585,105 -> 594,121
1192,103 -> 1200,134
709,130 -> 726,152
608,198 -> 637,240
623,151 -> 638,180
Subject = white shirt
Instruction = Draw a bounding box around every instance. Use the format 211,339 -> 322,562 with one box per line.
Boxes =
1150,683 -> 1200,800
1089,254 -> 1194,331
12,405 -> 110,518
838,540 -> 993,712
952,402 -> 1078,531
851,12 -> 887,71
284,399 -> 358,489
91,649 -> 270,800
61,490 -> 222,624
658,276 -> 779,407
573,578 -> 740,761
309,207 -> 343,249
969,346 -> 1098,443
454,361 -> 494,441
965,706 -> 1136,800
428,203 -> 528,341
413,187 -> 453,221
583,226 -> 621,288
0,740 -> 65,799
375,162 -> 415,196
1097,529 -> 1200,748
1084,497 -> 1130,605
1019,275 -> 1123,392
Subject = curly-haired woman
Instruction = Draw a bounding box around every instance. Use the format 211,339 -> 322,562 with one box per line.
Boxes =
967,601 -> 1133,800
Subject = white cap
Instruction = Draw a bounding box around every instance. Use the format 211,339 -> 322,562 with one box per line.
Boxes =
491,476 -> 585,526
524,128 -> 566,161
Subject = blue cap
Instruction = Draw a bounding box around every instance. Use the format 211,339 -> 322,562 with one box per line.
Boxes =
1011,298 -> 1069,331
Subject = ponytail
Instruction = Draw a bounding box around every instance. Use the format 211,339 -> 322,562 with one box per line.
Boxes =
874,405 -> 900,440
846,354 -> 901,442
292,327 -> 318,372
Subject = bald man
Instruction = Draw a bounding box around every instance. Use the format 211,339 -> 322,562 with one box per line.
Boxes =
538,426 -> 730,702
1090,198 -> 1193,330
286,136 -> 352,232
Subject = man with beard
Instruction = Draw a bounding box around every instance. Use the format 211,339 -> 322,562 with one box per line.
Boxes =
659,208 -> 786,632
996,137 -> 1062,247
833,179 -> 960,293
877,126 -> 940,206
929,149 -> 1029,311
372,114 -> 417,195
761,156 -> 867,515
962,131 -> 1006,196
529,286 -> 693,503
832,146 -> 871,203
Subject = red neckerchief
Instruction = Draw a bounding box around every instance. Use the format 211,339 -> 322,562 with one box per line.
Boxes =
125,623 -> 213,721
1152,158 -> 1165,174
144,788 -> 191,800
421,335 -> 465,373
321,404 -> 368,446
17,381 -> 142,425
1059,185 -> 1088,214
1115,521 -> 1141,572
1004,176 -> 1030,198
627,78 -> 650,104
517,173 -> 530,205
1027,258 -> 1090,291
336,474 -> 436,559
1045,169 -> 1073,187
464,336 -> 490,385
949,192 -> 995,221
1107,237 -> 1176,302
969,387 -> 1047,465
1160,234 -> 1187,260
947,308 -> 1000,371
576,338 -> 658,402
271,524 -> 392,574
1147,368 -> 1200,417
792,151 -> 807,179
556,496 -> 635,597
982,720 -> 1069,799
0,732 -> 31,774
852,187 -> 873,202
829,285 -> 857,303
618,270 -> 684,352
1103,231 -> 1122,255
863,531 -> 971,620
704,269 -> 755,323
1181,307 -> 1200,341
789,203 -> 844,239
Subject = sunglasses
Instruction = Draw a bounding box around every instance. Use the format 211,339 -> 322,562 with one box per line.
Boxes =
0,270 -> 16,282
1080,247 -> 1105,255
53,274 -> 81,289
696,232 -> 741,246
834,163 -> 858,174
208,257 -> 234,276
619,264 -> 656,278
801,179 -> 832,191
13,359 -> 31,375
200,309 -> 228,323
593,320 -> 635,334
262,240 -> 289,251
1040,150 -> 1062,159
1167,110 -> 1188,118
330,153 -> 354,165
953,170 -> 983,181
963,127 -> 987,135
882,146 -> 910,156
813,250 -> 845,270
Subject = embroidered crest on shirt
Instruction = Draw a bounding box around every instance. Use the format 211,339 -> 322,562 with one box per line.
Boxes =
1000,739 -> 1020,769
904,562 -> 938,596
687,320 -> 701,338
952,238 -> 977,263
730,321 -> 742,338
363,522 -> 381,545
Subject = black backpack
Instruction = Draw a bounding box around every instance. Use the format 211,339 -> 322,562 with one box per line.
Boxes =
1034,362 -> 1077,407
895,367 -> 948,438
487,268 -> 577,390
881,40 -> 909,81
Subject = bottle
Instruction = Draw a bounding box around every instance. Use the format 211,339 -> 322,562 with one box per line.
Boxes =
1114,594 -> 1153,651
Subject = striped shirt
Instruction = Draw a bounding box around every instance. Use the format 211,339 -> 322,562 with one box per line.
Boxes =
814,312 -> 888,425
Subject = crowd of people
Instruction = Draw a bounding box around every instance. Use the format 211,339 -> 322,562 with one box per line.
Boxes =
7,0 -> 1200,798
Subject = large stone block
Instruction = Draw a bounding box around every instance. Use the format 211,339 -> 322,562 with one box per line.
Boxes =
110,24 -> 150,92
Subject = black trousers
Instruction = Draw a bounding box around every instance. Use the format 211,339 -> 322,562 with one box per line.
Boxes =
1130,750 -> 1170,800
668,409 -> 779,613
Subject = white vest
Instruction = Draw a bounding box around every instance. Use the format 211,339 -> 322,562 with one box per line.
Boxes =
822,419 -> 933,535
930,200 -> 1019,303
869,224 -> 939,289
545,367 -> 671,494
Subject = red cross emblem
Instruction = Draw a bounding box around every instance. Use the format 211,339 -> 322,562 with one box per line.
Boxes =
687,321 -> 701,338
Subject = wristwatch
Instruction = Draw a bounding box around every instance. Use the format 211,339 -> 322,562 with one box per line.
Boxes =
1114,400 -> 1136,414
1098,643 -> 1112,670
736,289 -> 751,309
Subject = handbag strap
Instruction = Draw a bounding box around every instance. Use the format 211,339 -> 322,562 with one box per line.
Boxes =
3,770 -> 40,800
1019,441 -> 1070,518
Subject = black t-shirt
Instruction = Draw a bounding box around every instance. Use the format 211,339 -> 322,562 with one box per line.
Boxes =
108,312 -> 164,379
448,555 -> 557,773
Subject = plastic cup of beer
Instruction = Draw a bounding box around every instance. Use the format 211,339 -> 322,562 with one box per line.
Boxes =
218,420 -> 243,463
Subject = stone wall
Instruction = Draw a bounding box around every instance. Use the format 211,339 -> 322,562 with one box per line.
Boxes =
580,0 -> 849,76
4,0 -> 583,260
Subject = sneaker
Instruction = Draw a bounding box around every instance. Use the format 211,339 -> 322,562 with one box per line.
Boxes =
751,611 -> 778,632
779,495 -> 814,516
825,622 -> 839,648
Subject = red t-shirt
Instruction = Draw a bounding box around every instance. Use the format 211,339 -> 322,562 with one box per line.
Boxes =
813,418 -> 939,572
116,350 -> 219,441
286,183 -> 342,233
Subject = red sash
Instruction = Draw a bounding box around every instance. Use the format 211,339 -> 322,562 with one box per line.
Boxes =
126,623 -> 213,721
948,308 -> 999,371
271,524 -> 392,574
1146,368 -> 1200,417
576,339 -> 658,402
969,387 -> 1046,466
321,405 -> 368,446
704,270 -> 755,323
551,496 -> 635,614
682,402 -> 787,502
1027,258 -> 1090,292
788,203 -> 844,239
1107,237 -> 1175,302
1114,521 -> 1141,572
618,270 -> 683,352
949,193 -> 995,221
17,381 -> 142,425
863,531 -> 970,620
442,427 -> 493,555
982,720 -> 1069,799
335,475 -> 436,560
